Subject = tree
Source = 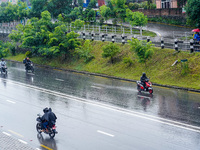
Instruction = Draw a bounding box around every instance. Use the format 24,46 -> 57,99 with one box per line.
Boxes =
111,0 -> 127,25
87,9 -> 96,23
126,10 -> 148,36
185,0 -> 200,28
87,0 -> 97,9
59,31 -> 81,59
99,5 -> 111,24
29,0 -> 48,18
128,38 -> 154,65
48,0 -> 73,18
75,40 -> 95,62
102,43 -> 121,64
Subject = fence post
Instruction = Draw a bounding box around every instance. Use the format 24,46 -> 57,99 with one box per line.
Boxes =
102,34 -> 105,42
130,26 -> 132,35
190,39 -> 194,53
91,33 -> 94,41
112,35 -> 115,43
174,39 -> 178,51
83,32 -> 85,40
106,26 -> 107,34
147,36 -> 150,42
122,34 -> 125,44
161,37 -> 164,49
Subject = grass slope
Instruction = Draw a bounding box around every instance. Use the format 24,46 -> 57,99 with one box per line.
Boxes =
6,41 -> 200,90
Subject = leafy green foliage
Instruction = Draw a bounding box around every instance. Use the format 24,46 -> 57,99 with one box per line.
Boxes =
0,41 -> 9,58
9,11 -> 81,59
126,10 -> 148,27
128,38 -> 154,64
99,5 -> 111,24
102,43 -> 121,63
123,56 -> 134,66
185,0 -> 200,28
48,0 -> 72,17
75,40 -> 95,63
128,3 -> 139,10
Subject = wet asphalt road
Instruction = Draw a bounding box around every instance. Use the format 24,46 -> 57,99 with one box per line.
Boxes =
0,62 -> 200,150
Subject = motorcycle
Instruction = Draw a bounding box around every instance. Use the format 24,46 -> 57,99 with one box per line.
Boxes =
25,62 -> 34,73
1,64 -> 7,75
36,114 -> 57,138
136,78 -> 153,94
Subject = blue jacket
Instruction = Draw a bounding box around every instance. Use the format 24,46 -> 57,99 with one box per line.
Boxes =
194,33 -> 200,41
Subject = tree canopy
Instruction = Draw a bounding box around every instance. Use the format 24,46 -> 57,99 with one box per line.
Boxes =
185,0 -> 200,28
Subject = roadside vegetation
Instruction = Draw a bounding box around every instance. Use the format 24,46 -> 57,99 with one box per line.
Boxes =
5,39 -> 200,90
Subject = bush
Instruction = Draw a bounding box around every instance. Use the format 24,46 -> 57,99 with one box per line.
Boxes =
75,40 -> 95,63
128,38 -> 154,64
123,56 -> 134,66
102,43 -> 121,64
129,3 -> 140,10
25,51 -> 33,58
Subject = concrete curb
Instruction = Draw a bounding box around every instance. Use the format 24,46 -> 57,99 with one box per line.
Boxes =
6,59 -> 200,93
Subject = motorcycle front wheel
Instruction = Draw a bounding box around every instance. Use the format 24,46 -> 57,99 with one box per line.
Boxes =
149,89 -> 153,94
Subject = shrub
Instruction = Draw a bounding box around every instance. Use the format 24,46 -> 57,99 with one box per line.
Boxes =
123,56 -> 134,66
25,51 -> 33,58
75,40 -> 95,63
102,43 -> 121,64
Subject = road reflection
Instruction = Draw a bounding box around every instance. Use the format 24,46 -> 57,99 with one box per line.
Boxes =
37,133 -> 57,150
137,92 -> 152,111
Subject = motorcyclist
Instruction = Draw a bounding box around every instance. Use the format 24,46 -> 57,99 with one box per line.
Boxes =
48,108 -> 58,133
41,107 -> 49,132
140,72 -> 148,89
0,58 -> 6,72
0,58 -> 6,67
23,57 -> 32,70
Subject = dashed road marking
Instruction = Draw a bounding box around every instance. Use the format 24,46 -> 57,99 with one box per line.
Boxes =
18,139 -> 27,144
91,86 -> 102,89
55,78 -> 64,82
6,100 -> 16,104
97,130 -> 114,137
2,132 -> 11,136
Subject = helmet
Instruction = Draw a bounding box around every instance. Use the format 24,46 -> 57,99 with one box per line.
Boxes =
1,58 -> 4,61
43,107 -> 49,113
142,72 -> 146,76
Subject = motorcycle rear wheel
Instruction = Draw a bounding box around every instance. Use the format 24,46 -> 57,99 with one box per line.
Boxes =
36,123 -> 42,134
49,131 -> 55,138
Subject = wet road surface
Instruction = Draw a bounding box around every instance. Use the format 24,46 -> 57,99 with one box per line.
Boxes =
0,61 -> 200,150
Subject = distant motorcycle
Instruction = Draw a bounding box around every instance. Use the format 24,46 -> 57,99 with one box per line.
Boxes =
25,62 -> 34,73
1,64 -> 7,75
36,114 -> 57,138
136,78 -> 153,94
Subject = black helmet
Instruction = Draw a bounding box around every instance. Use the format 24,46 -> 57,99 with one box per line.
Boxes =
1,58 -> 4,61
142,72 -> 146,76
43,107 -> 49,113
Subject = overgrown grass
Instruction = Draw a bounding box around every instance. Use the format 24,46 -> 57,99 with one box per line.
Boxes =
6,41 -> 200,90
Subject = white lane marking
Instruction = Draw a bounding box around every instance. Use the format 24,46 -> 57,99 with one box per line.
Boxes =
18,139 -> 27,144
8,130 -> 24,138
97,130 -> 114,137
2,132 -> 11,136
55,78 -> 64,82
27,73 -> 35,75
35,148 -> 41,150
137,95 -> 151,99
91,86 -> 102,89
3,78 -> 200,133
6,100 -> 16,104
